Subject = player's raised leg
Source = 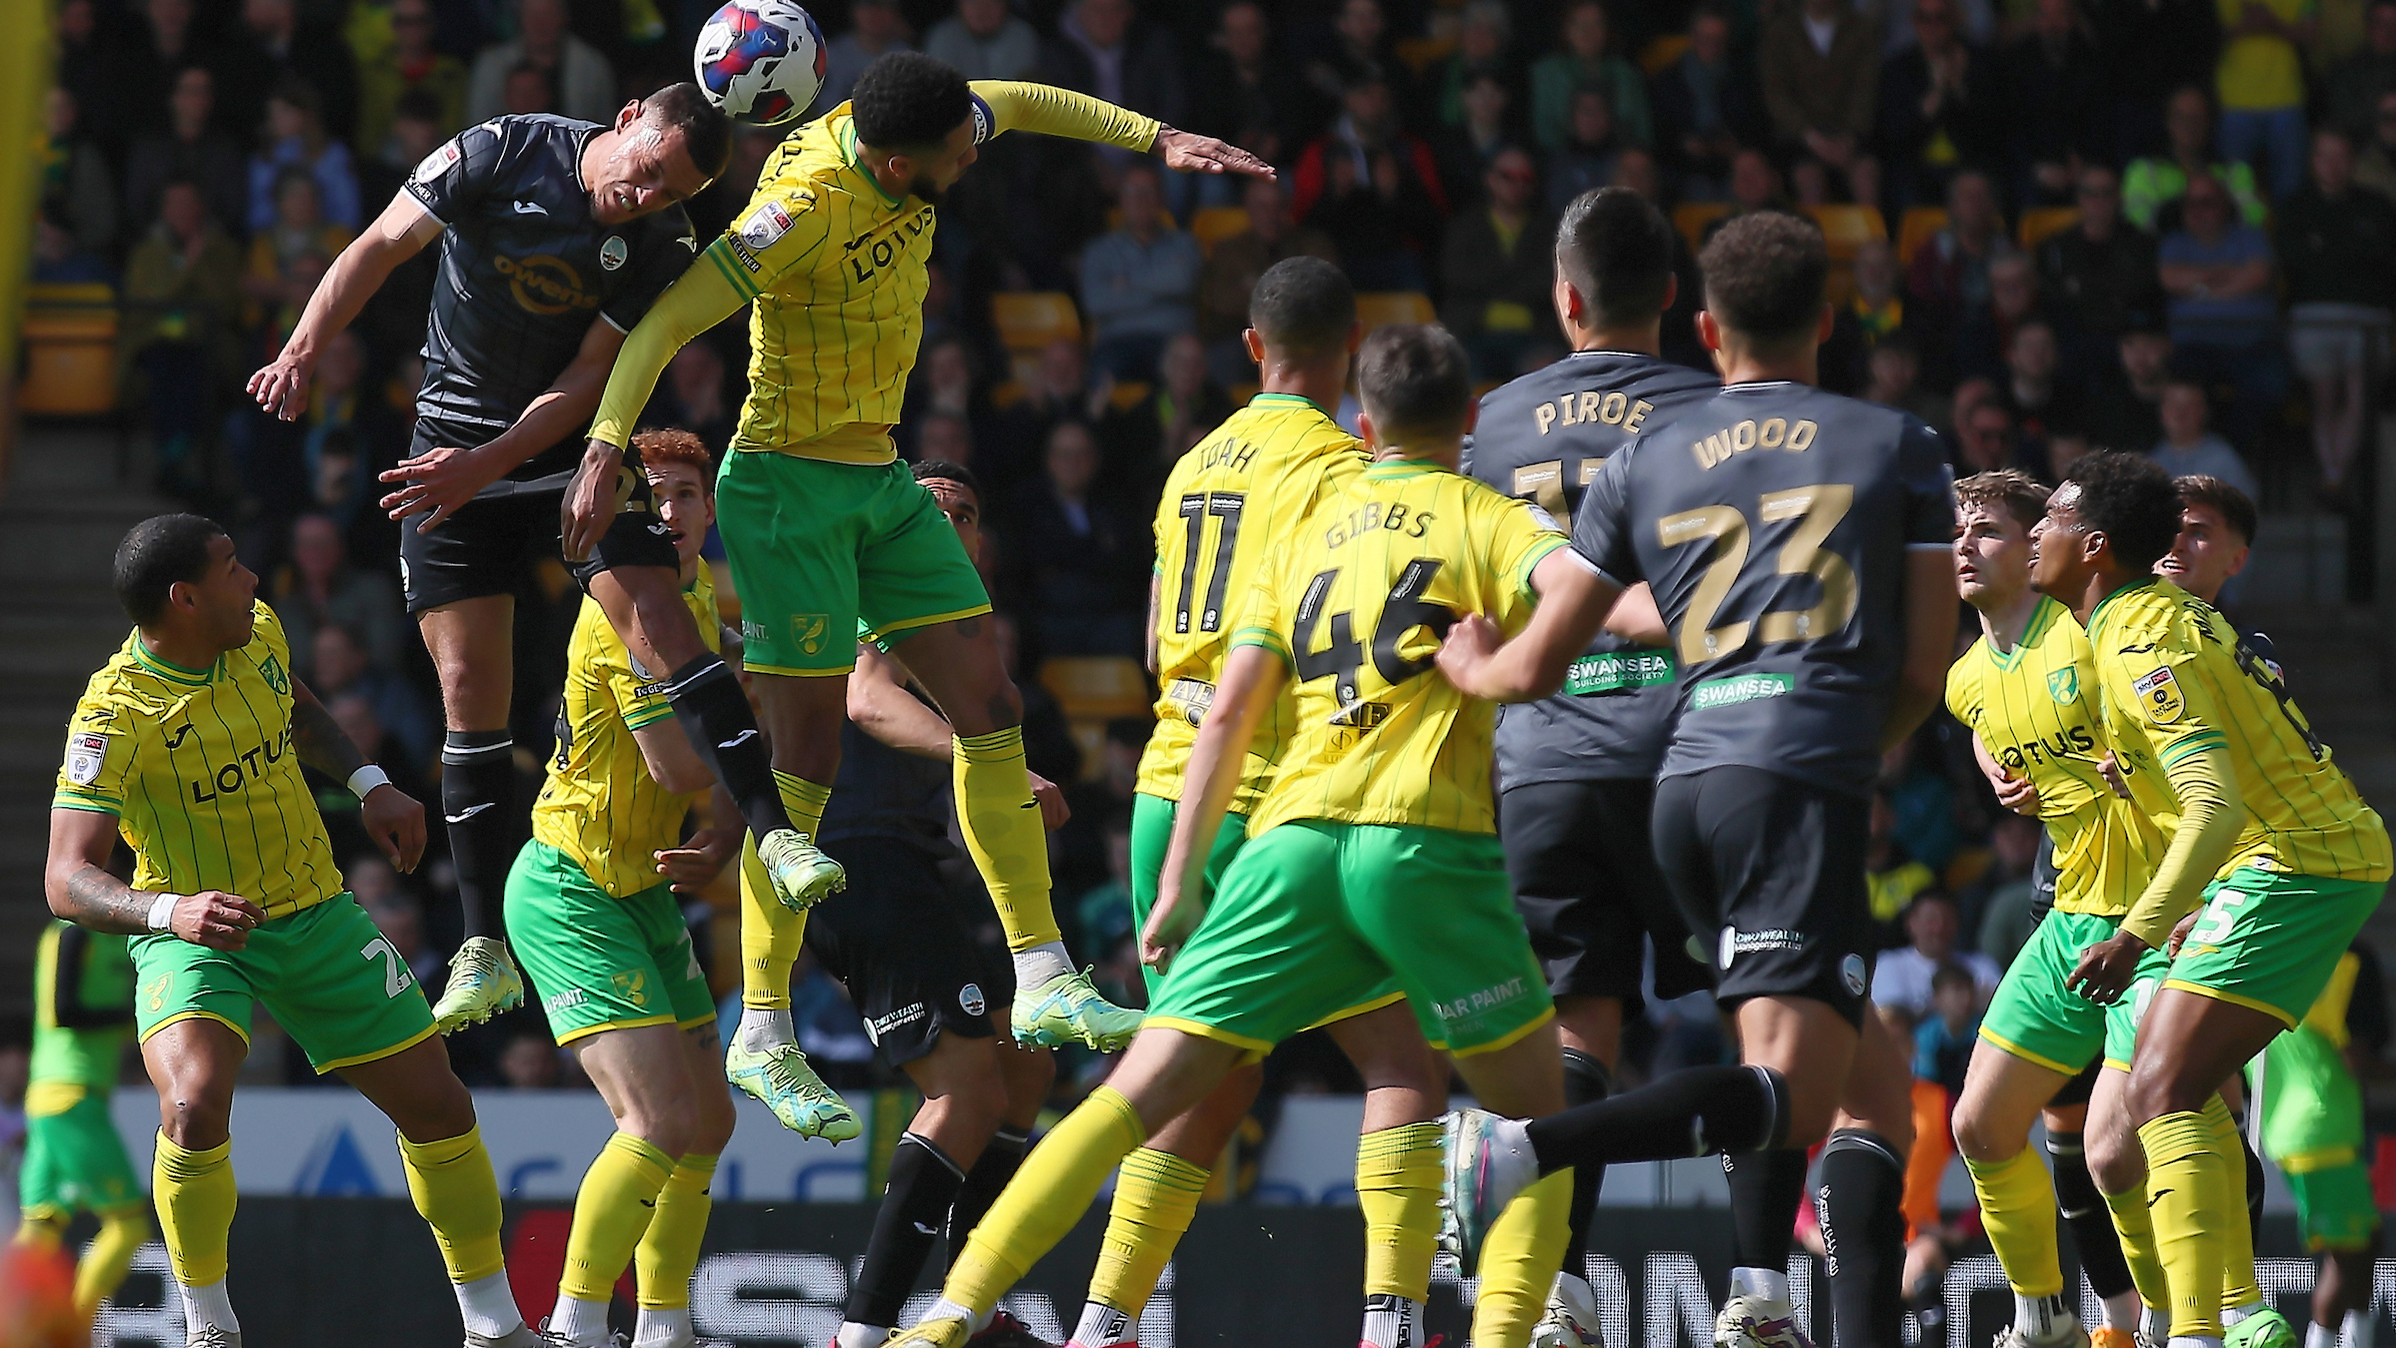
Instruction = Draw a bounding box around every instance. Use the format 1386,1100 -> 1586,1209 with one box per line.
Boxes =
418,594 -> 530,1032
720,837 -> 858,1138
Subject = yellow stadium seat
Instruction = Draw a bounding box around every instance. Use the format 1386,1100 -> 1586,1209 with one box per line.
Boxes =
1104,206 -> 1179,233
1804,204 -> 1887,260
2018,206 -> 2080,251
19,282 -> 119,417
1109,380 -> 1151,410
1066,719 -> 1110,781
1356,291 -> 1435,332
1640,33 -> 1692,75
1191,206 -> 1251,257
1040,656 -> 1152,722
1673,201 -> 1732,252
992,292 -> 1082,352
1896,206 -> 1949,269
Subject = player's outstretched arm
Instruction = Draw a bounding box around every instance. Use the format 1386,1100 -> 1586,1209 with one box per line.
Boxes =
291,676 -> 428,873
972,81 -> 1274,180
1880,548 -> 1962,753
845,642 -> 1071,828
45,809 -> 263,949
1599,582 -> 1669,648
381,317 -> 632,529
1435,547 -> 1623,702
249,192 -> 442,420
1146,644 -> 1284,972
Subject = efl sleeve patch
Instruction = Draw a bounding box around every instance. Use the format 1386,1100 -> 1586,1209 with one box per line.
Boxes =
64,731 -> 110,786
414,138 -> 463,184
2131,664 -> 2185,724
738,199 -> 795,250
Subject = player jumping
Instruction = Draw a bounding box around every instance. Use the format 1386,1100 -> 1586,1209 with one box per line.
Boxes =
1461,187 -> 1719,1348
47,515 -> 539,1348
571,54 -> 1277,1080
1439,211 -> 1957,1348
248,85 -> 833,1041
2031,452 -> 2389,1348
499,429 -> 743,1348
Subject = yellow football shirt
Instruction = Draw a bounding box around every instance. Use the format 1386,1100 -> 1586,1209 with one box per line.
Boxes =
53,602 -> 345,919
2090,577 -> 2391,945
1945,595 -> 2166,917
588,82 -> 1161,462
1234,459 -> 1567,837
1136,393 -> 1369,812
531,569 -> 722,898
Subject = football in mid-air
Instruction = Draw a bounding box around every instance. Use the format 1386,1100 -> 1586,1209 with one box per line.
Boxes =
694,0 -> 827,127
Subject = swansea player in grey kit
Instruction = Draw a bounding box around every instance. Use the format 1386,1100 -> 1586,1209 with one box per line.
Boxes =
1441,211 -> 1957,1348
1462,187 -> 1718,1348
247,88 -> 840,1078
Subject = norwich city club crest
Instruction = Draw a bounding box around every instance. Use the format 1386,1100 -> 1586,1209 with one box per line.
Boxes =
2047,666 -> 2078,704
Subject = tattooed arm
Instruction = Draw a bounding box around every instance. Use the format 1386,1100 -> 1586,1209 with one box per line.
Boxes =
291,677 -> 428,873
46,807 -> 263,948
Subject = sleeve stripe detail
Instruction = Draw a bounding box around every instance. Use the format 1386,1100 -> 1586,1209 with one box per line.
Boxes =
1229,629 -> 1295,670
2159,733 -> 2230,765
52,795 -> 121,816
705,243 -> 761,301
622,707 -> 676,730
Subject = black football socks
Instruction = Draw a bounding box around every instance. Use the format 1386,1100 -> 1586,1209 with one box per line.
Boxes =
947,1125 -> 1031,1264
2048,1131 -> 2137,1304
440,729 -> 513,940
1559,1048 -> 1616,1266
847,1133 -> 966,1336
662,653 -> 796,840
1817,1128 -> 1908,1348
1525,1064 -> 1792,1174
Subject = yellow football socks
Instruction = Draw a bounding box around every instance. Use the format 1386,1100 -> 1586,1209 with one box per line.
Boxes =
955,728 -> 1063,953
1355,1123 -> 1443,1305
2100,1176 -> 2172,1317
947,1086 -> 1146,1312
1966,1148 -> 2065,1297
739,770 -> 830,1009
561,1133 -> 675,1302
1472,1169 -> 1574,1348
152,1133 -> 236,1289
2206,1099 -> 2264,1314
398,1125 -> 507,1284
1086,1148 -> 1210,1315
637,1154 -> 718,1310
75,1208 -> 149,1316
2139,1107 -> 2232,1340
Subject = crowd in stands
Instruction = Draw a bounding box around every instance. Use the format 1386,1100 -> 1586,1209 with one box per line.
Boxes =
29,0 -> 2396,1138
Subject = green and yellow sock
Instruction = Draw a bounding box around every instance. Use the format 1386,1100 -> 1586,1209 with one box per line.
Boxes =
76,1208 -> 149,1317
152,1133 -> 237,1289
2100,1175 -> 2172,1318
1086,1148 -> 1210,1316
2139,1108 -> 2232,1340
739,768 -> 830,1009
954,728 -> 1062,953
561,1133 -> 675,1302
1355,1122 -> 1442,1305
2205,1098 -> 2264,1314
637,1154 -> 718,1310
1471,1169 -> 1574,1348
946,1086 -> 1145,1314
398,1125 -> 506,1284
1966,1147 -> 2066,1298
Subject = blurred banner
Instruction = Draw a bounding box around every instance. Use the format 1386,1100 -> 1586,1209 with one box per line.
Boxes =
81,1200 -> 2384,1348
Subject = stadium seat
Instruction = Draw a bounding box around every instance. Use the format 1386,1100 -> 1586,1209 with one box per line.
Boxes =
2017,207 -> 2080,251
992,292 -> 1082,352
1804,204 -> 1887,260
1104,206 -> 1178,233
1673,201 -> 1731,252
19,282 -> 118,418
1039,656 -> 1151,722
1639,33 -> 1692,74
1109,380 -> 1151,410
1896,207 -> 1949,268
1190,206 -> 1251,257
1355,291 -> 1435,332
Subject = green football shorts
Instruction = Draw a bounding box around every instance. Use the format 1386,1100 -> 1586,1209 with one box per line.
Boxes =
1978,910 -> 2116,1076
717,452 -> 991,676
2262,1022 -> 2381,1250
1128,792 -> 1250,996
20,1092 -> 140,1221
2101,942 -> 2175,1072
1144,819 -> 1551,1058
2164,868 -> 2386,1028
133,894 -> 437,1073
505,841 -> 717,1045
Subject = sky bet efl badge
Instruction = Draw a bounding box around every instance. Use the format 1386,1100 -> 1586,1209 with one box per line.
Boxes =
65,731 -> 108,786
2132,665 -> 2185,723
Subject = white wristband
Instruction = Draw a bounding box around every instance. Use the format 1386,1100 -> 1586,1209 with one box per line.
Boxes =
347,765 -> 392,799
146,892 -> 179,933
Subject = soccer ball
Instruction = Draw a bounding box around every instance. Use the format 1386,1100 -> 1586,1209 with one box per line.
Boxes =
694,0 -> 827,127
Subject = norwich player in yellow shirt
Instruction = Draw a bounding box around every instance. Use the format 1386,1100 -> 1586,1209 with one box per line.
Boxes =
1070,257 -> 1450,1348
500,429 -> 750,1348
568,53 -> 1274,1087
2031,452 -> 2391,1348
45,515 -> 537,1348
889,325 -> 1573,1348
1944,469 -> 2164,1348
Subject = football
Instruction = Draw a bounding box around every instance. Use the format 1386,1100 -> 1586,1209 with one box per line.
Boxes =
693,0 -> 827,127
